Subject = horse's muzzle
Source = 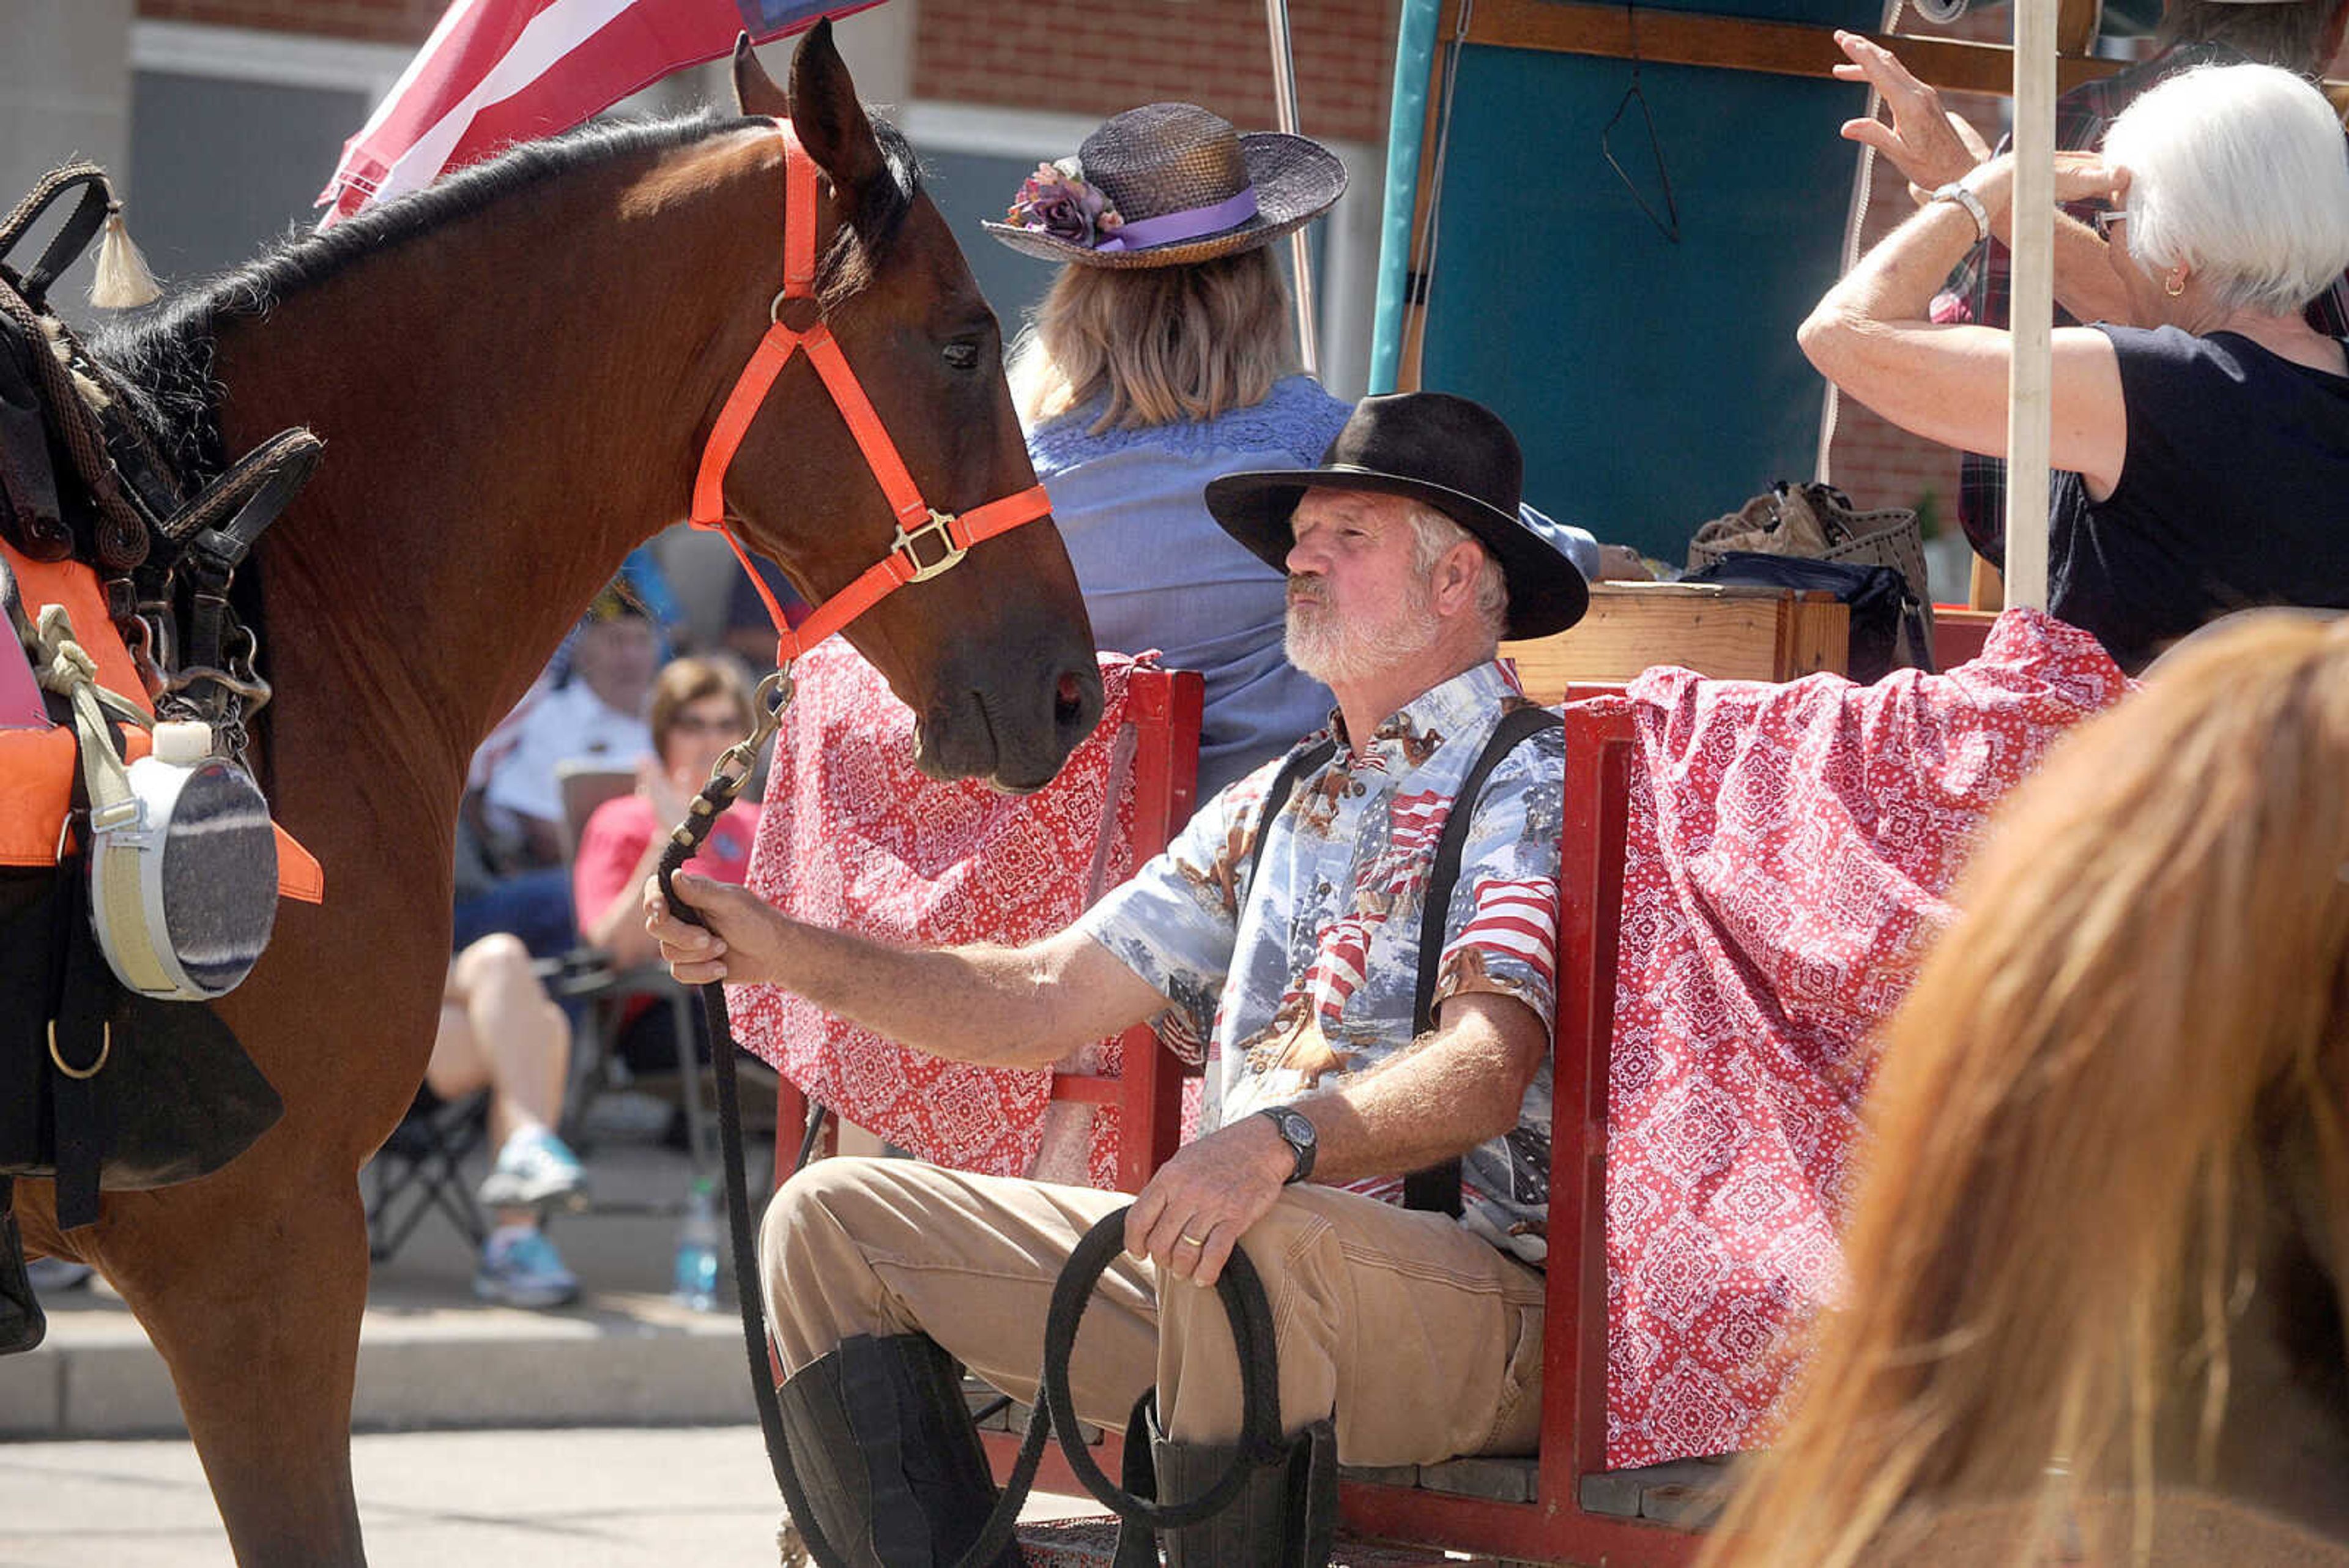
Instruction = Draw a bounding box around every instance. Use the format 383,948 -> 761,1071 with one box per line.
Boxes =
916,653 -> 1104,793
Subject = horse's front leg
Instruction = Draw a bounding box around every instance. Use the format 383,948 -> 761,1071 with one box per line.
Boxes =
100,1151 -> 373,1567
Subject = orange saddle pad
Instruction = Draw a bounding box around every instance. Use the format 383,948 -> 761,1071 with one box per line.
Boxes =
0,542 -> 322,902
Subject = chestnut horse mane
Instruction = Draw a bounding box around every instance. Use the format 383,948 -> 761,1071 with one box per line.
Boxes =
1704,611 -> 2349,1568
93,107 -> 923,477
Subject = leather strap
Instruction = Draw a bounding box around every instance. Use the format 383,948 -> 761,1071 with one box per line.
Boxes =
1403,705 -> 1564,1217
0,168 -> 111,312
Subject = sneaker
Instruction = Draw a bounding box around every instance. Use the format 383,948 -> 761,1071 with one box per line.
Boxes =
25,1257 -> 94,1293
477,1126 -> 588,1212
473,1228 -> 579,1309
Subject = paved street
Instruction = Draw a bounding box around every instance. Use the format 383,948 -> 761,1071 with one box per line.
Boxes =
0,1426 -> 790,1567
0,1425 -> 1119,1567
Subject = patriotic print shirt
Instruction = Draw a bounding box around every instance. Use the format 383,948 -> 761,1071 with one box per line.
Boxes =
1078,660 -> 1566,1263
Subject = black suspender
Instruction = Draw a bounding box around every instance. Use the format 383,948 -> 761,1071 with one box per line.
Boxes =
1241,706 -> 1564,1216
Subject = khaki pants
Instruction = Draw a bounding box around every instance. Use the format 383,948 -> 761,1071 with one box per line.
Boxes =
760,1157 -> 1549,1463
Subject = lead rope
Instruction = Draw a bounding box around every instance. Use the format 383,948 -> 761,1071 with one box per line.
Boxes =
657,672 -> 1290,1568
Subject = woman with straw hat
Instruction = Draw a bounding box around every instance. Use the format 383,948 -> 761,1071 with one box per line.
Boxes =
989,102 -> 1351,800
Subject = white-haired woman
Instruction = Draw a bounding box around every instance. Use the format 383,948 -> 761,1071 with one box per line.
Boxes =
986,103 -> 1352,798
1800,60 -> 2349,672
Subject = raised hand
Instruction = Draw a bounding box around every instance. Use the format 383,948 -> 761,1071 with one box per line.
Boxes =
1832,31 -> 1994,202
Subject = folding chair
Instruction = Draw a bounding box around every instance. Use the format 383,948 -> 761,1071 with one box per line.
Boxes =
551,760 -> 722,1180
365,1087 -> 491,1263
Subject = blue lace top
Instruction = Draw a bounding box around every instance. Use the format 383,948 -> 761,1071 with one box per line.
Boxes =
1029,376 -> 1353,801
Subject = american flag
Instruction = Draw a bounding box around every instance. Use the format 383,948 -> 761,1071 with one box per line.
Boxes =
317,0 -> 885,225
1446,875 -> 1560,989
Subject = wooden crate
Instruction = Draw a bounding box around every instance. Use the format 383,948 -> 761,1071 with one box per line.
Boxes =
1932,605 -> 1998,671
1502,581 -> 1849,699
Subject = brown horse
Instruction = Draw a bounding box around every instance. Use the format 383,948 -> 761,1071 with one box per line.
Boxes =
1702,610 -> 2349,1567
11,24 -> 1102,1566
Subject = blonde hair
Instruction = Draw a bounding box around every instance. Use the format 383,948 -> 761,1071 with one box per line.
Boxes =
1007,247 -> 1296,433
1703,611 -> 2349,1568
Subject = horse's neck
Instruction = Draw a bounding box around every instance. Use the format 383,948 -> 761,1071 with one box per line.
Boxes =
212,131 -> 779,801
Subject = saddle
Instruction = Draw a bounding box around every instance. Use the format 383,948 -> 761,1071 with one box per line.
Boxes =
0,163 -> 325,1355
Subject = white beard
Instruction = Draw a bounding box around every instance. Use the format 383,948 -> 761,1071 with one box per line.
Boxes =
1285,573 -> 1439,685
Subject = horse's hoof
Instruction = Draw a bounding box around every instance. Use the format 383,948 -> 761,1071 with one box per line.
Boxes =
776,1514 -> 809,1567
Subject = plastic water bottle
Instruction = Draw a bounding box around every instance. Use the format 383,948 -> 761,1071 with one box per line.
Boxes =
671,1177 -> 721,1312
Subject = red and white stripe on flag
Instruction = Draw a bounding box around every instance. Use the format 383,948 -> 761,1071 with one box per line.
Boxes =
317,0 -> 883,226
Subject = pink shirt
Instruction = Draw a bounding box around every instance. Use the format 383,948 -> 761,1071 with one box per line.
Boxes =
572,792 -> 760,937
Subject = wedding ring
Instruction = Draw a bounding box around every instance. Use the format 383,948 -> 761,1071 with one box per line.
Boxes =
1177,1232 -> 1208,1247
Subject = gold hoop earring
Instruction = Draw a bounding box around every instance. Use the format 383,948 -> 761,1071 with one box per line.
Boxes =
2164,273 -> 2186,298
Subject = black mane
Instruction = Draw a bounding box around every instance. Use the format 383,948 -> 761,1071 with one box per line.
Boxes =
94,108 -> 921,477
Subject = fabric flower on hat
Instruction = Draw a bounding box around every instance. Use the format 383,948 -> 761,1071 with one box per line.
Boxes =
1008,158 -> 1124,248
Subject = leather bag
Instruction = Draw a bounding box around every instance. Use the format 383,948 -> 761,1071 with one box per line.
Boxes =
0,866 -> 283,1226
1688,481 -> 1937,644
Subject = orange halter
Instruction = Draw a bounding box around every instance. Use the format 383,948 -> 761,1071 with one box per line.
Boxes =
689,122 -> 1051,666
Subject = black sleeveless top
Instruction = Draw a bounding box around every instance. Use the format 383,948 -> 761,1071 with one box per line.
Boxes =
2049,323 -> 2349,672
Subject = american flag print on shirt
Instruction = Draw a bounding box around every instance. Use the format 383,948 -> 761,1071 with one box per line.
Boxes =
1080,661 -> 1568,1266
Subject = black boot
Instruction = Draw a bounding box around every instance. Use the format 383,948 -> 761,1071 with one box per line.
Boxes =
1151,1409 -> 1338,1568
775,1332 -> 1022,1568
0,1180 -> 45,1356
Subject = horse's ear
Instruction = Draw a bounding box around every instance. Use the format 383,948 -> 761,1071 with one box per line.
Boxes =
785,19 -> 887,197
730,33 -> 789,119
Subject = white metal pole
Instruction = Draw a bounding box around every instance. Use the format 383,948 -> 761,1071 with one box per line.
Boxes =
2003,0 -> 2059,610
1264,0 -> 1321,376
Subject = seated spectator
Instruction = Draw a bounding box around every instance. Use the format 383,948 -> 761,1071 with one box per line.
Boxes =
573,655 -> 760,1076
644,392 -> 1589,1564
1798,61 -> 2349,672
1704,610 -> 2349,1565
989,102 -> 1353,800
426,932 -> 586,1309
456,585 -> 660,956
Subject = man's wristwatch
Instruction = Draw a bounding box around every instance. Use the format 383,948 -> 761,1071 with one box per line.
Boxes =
1929,179 -> 1992,244
1259,1106 -> 1318,1184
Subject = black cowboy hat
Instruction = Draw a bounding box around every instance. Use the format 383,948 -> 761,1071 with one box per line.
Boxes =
1204,392 -> 1590,640
984,102 -> 1346,270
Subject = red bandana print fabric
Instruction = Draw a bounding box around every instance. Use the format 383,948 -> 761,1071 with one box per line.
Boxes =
1601,609 -> 2133,1466
728,645 -> 1142,1189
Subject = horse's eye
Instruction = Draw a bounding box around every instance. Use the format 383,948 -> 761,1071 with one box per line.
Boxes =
941,341 -> 981,372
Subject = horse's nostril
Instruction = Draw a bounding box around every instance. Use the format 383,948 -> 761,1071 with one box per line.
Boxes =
1055,672 -> 1085,726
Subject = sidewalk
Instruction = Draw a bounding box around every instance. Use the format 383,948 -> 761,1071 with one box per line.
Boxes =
1,1102 -> 769,1441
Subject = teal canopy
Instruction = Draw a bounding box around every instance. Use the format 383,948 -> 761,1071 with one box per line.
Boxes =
1373,0 -> 1943,559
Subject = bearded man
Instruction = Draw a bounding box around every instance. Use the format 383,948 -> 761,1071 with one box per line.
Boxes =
644,390 -> 1589,1567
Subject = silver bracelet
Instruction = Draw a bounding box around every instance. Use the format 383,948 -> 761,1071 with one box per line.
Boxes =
1930,180 -> 1992,244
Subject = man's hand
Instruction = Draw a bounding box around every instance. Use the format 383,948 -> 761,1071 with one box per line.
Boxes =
642,871 -> 785,986
1123,1113 -> 1296,1289
1832,31 -> 1993,201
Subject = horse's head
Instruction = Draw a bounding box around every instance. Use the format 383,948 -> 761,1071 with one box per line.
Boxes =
715,26 -> 1102,792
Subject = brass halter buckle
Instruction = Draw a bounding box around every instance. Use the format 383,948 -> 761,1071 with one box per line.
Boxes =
891,510 -> 969,584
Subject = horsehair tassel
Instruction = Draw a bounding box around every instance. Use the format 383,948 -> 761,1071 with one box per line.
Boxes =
91,203 -> 160,310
